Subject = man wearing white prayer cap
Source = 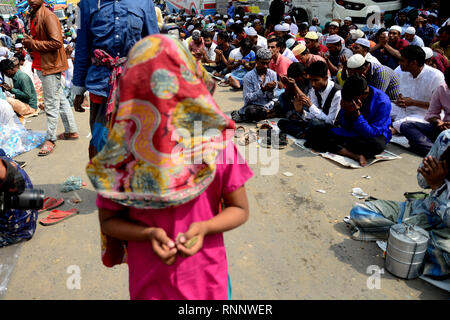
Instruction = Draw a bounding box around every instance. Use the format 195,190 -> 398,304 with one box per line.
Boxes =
350,29 -> 364,40
344,54 -> 401,101
404,27 -> 425,47
319,20 -> 340,47
325,34 -> 353,76
370,24 -> 409,69
246,26 -> 268,51
352,38 -> 380,64
422,47 -> 434,61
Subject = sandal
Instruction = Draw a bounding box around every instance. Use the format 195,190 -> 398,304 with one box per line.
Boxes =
38,197 -> 65,214
38,141 -> 56,156
39,208 -> 79,226
217,80 -> 229,87
57,132 -> 79,140
234,126 -> 246,139
238,130 -> 258,146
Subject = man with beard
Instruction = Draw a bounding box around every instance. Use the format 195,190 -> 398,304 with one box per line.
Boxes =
371,25 -> 409,69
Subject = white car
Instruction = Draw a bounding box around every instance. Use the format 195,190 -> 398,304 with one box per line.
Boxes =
333,0 -> 402,27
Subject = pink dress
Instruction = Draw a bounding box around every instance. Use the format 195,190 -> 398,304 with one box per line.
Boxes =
96,142 -> 253,300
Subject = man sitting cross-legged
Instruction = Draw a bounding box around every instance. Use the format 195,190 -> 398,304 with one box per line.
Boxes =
400,67 -> 450,157
303,74 -> 392,167
278,61 -> 341,139
235,48 -> 280,122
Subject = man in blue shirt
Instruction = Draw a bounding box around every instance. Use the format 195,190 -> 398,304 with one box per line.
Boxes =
304,75 -> 392,167
72,0 -> 159,159
227,1 -> 235,20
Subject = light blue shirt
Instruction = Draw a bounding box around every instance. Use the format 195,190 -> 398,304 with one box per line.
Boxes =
242,68 -> 278,109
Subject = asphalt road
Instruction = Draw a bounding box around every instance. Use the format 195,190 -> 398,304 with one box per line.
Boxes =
2,86 -> 449,300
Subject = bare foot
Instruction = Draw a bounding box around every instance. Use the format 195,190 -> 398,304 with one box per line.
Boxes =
358,155 -> 368,167
390,126 -> 398,135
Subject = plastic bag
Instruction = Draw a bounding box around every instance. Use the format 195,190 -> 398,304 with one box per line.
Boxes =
60,176 -> 83,193
0,242 -> 22,298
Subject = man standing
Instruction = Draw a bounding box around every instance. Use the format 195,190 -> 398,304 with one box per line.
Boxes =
23,0 -> 78,156
72,0 -> 159,159
227,1 -> 235,20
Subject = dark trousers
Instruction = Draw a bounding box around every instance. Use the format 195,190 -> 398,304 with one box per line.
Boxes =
278,118 -> 326,139
400,121 -> 441,157
241,102 -> 284,123
304,123 -> 386,158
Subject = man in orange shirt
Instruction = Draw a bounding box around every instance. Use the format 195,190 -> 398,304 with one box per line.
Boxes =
268,37 -> 292,79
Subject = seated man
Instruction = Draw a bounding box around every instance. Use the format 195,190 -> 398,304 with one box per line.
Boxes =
370,26 -> 409,70
277,62 -> 311,118
391,45 -> 445,135
0,155 -> 38,247
236,48 -> 278,122
304,31 -> 328,55
323,34 -> 353,76
400,68 -> 450,156
347,130 -> 450,279
200,31 -> 217,73
345,54 -> 400,101
351,38 -> 380,64
304,75 -> 392,166
0,59 -> 37,118
278,61 -> 341,138
189,30 -> 205,61
223,39 -> 255,90
268,37 -> 292,79
213,31 -> 235,78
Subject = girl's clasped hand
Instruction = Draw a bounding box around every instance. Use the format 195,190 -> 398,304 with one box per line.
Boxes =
149,222 -> 207,265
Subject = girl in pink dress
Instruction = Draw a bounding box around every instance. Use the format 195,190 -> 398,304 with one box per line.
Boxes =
86,35 -> 253,300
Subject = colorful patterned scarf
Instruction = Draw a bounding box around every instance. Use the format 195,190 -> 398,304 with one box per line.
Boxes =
86,35 -> 235,210
91,49 -> 128,119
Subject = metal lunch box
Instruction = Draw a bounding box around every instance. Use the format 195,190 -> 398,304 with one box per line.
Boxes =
384,223 -> 430,280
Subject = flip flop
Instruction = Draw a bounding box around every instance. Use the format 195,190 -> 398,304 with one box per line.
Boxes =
38,197 -> 65,214
57,133 -> 79,140
38,141 -> 55,156
238,130 -> 258,146
39,208 -> 79,226
234,126 -> 246,139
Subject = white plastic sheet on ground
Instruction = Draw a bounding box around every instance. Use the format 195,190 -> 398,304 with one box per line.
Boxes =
0,242 -> 22,298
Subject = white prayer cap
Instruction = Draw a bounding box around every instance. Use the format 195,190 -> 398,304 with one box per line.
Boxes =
326,34 -> 342,44
187,25 -> 195,32
422,47 -> 434,60
0,47 -> 8,57
274,24 -> 283,31
243,15 -> 249,19
389,25 -> 402,34
235,20 -> 242,24
350,29 -> 365,40
224,15 -> 228,19
235,14 -> 240,18
329,21 -> 340,27
309,26 -> 317,32
186,17 -> 191,21
355,38 -> 371,48
15,43 -> 23,48
254,19 -> 261,23
405,26 -> 416,35
245,27 -> 258,36
215,14 -> 220,17
286,38 -> 296,49
428,13 -> 437,18
280,23 -> 290,32
347,54 -> 366,69
344,17 -> 352,21
284,16 -> 291,20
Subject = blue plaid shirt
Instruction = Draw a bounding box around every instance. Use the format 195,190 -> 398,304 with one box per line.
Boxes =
72,0 -> 159,97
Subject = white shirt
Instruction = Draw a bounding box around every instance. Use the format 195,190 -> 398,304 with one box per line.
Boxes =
290,23 -> 298,36
364,52 -> 380,65
205,42 -> 217,61
304,80 -> 342,124
392,65 -> 445,132
282,47 -> 298,63
257,35 -> 267,49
